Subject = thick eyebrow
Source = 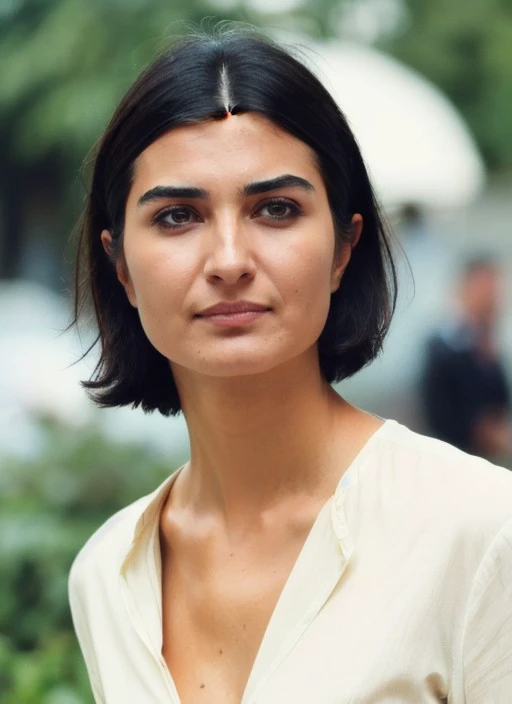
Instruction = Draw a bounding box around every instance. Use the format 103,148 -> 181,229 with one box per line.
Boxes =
137,174 -> 315,207
137,185 -> 208,206
242,174 -> 315,196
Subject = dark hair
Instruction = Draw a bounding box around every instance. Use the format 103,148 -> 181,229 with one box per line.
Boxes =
74,26 -> 398,416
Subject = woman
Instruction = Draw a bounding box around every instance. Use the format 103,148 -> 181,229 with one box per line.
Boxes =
69,28 -> 512,704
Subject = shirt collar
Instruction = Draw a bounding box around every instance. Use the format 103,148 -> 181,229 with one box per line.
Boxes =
116,421 -> 387,672
121,461 -> 358,574
118,467 -> 185,655
121,420 -> 388,574
131,467 -> 184,544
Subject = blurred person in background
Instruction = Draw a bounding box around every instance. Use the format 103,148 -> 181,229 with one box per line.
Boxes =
421,255 -> 511,459
69,28 -> 512,704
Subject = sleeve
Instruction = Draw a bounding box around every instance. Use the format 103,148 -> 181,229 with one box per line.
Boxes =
463,517 -> 512,703
68,559 -> 106,704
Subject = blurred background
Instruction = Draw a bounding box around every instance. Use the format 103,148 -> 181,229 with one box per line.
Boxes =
1,0 -> 511,701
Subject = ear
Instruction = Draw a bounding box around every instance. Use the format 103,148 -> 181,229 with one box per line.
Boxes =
330,214 -> 363,293
101,229 -> 138,308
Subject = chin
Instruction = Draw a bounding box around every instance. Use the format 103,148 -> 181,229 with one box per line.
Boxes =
166,339 -> 307,380
156,328 -> 322,380
185,351 -> 285,378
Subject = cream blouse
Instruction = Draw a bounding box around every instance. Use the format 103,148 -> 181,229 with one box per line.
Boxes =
69,420 -> 512,703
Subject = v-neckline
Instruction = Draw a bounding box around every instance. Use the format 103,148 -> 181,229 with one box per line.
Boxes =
240,496 -> 348,703
123,419 -> 390,704
239,421 -> 388,702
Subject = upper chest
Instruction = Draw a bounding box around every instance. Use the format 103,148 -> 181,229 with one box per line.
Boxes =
118,530 -> 459,704
159,521 -> 315,704
112,466 -> 482,704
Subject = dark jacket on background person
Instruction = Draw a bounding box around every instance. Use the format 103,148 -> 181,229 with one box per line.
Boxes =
421,321 -> 510,454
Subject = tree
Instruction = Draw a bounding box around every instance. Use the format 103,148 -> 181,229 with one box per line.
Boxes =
379,0 -> 512,169
2,0 -> 512,282
0,0 -> 246,281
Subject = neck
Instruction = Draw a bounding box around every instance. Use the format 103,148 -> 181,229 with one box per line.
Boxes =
171,349 -> 376,522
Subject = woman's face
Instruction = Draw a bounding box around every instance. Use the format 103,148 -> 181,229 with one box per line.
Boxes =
106,113 -> 360,379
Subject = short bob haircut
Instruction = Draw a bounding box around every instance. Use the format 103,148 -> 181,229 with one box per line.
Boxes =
74,27 -> 398,416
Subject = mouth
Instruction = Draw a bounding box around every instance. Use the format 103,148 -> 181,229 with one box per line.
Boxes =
195,301 -> 272,327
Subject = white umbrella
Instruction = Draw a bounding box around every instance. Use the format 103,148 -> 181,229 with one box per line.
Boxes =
301,41 -> 485,209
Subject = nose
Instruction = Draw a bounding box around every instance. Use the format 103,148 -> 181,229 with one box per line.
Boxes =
203,216 -> 256,285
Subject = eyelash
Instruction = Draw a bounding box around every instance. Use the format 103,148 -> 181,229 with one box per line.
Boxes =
151,197 -> 303,230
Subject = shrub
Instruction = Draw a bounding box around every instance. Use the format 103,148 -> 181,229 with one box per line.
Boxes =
0,416 -> 185,702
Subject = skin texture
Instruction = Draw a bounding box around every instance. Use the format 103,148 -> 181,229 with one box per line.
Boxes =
109,114 -> 352,378
102,113 -> 382,704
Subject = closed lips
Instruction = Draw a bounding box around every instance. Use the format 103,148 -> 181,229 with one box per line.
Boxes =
196,302 -> 271,317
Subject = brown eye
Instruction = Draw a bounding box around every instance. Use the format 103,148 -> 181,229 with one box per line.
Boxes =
170,208 -> 192,224
266,203 -> 289,217
257,198 -> 302,221
153,206 -> 199,229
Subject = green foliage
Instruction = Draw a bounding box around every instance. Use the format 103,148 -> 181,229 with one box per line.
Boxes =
0,417 -> 185,702
0,0 -> 246,162
380,0 -> 512,169
2,0 -> 512,277
0,0 -> 250,279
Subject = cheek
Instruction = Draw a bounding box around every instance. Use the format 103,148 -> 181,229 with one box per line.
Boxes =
126,239 -> 193,300
300,259 -> 335,331
278,239 -> 335,308
123,244 -> 191,339
269,241 -> 336,349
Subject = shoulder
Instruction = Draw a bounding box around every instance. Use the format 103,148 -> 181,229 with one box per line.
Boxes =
68,479 -> 166,600
370,420 -> 512,539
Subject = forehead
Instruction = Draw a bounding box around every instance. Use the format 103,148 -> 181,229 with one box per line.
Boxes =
130,113 -> 321,190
